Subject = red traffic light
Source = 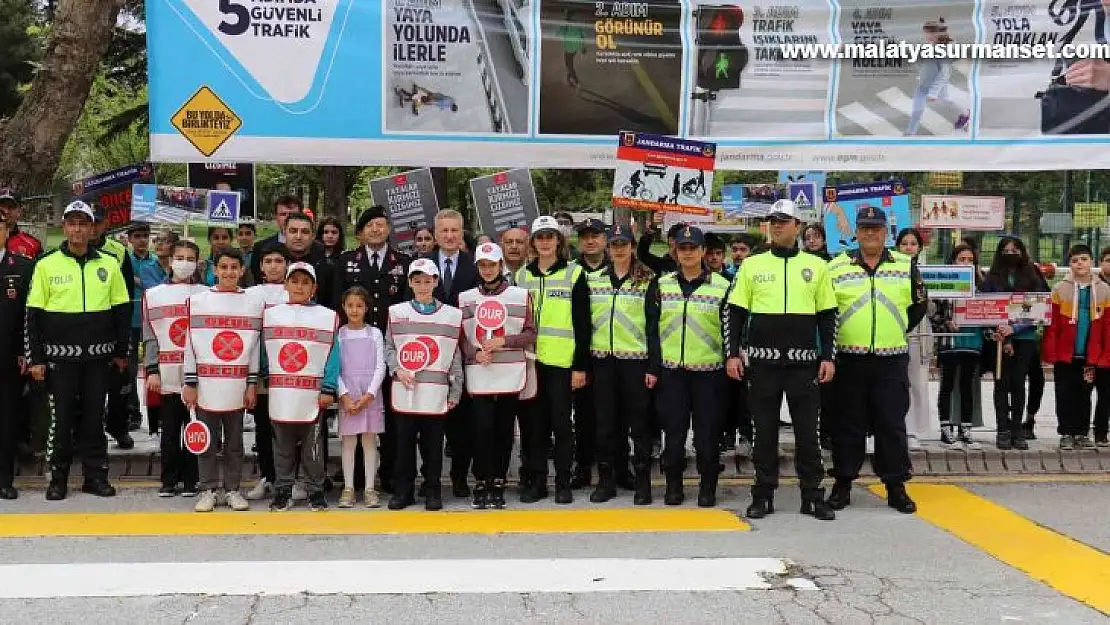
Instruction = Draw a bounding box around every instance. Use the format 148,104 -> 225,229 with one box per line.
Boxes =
708,6 -> 743,32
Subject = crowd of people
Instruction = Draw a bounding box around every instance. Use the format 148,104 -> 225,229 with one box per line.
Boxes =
1,187 -> 1105,522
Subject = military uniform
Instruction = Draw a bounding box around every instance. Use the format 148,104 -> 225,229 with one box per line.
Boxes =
0,241 -> 32,498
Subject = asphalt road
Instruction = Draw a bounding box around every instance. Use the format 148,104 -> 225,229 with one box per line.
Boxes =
0,480 -> 1107,624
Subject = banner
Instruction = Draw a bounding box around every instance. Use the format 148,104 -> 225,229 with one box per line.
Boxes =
823,180 -> 912,253
919,265 -> 976,299
368,168 -> 441,251
471,169 -> 540,237
148,1 -> 1110,171
918,195 -> 1006,230
663,204 -> 753,233
611,131 -> 715,214
187,163 -> 257,220
72,163 -> 156,230
131,184 -> 211,225
953,293 -> 1052,327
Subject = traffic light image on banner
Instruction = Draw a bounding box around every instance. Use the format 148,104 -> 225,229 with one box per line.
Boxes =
694,5 -> 748,91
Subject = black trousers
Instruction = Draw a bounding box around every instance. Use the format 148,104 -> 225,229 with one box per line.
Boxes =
723,377 -> 753,441
376,385 -> 396,489
749,363 -> 823,499
938,352 -> 978,426
657,368 -> 724,477
0,363 -> 20,488
832,354 -> 911,485
253,394 -> 275,482
526,363 -> 574,482
1054,360 -> 1095,436
158,393 -> 199,489
46,360 -> 111,478
516,397 -> 535,477
471,394 -> 518,482
394,413 -> 445,496
105,328 -> 141,436
1026,344 -> 1045,420
573,386 -> 595,470
993,340 -> 1037,435
445,395 -> 473,483
1095,370 -> 1110,440
592,357 -> 652,471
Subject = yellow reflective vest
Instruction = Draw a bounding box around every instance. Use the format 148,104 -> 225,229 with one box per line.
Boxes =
828,250 -> 915,355
657,271 -> 729,370
587,268 -> 650,359
516,262 -> 583,368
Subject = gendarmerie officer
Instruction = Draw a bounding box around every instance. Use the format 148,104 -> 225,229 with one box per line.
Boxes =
337,205 -> 412,493
26,201 -> 130,501
827,206 -> 927,515
0,211 -> 32,499
726,200 -> 836,522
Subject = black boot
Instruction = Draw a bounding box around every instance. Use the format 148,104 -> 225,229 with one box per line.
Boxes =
616,466 -> 636,491
388,487 -> 415,510
1011,430 -> 1030,451
663,474 -> 684,506
570,464 -> 592,489
81,475 -> 117,498
885,482 -> 917,514
555,476 -> 573,505
452,477 -> 471,498
697,473 -> 718,508
112,431 -> 135,450
0,485 -> 17,500
489,479 -> 506,509
745,495 -> 774,519
45,469 -> 69,501
826,480 -> 852,510
471,481 -> 488,510
801,489 -> 836,521
425,485 -> 443,511
520,476 -> 548,503
590,464 -> 617,503
633,468 -> 652,505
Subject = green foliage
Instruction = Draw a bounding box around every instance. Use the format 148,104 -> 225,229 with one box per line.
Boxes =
0,0 -> 39,118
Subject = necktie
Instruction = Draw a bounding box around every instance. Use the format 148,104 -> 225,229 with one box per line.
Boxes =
371,251 -> 380,271
443,257 -> 454,295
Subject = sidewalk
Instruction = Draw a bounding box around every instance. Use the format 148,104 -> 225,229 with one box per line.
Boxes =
14,381 -> 1110,481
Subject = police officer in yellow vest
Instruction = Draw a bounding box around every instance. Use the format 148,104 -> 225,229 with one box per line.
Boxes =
826,206 -> 927,515
515,216 -> 592,505
726,200 -> 837,522
648,225 -> 730,507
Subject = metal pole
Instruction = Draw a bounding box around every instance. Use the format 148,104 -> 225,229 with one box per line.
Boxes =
1062,170 -> 1073,263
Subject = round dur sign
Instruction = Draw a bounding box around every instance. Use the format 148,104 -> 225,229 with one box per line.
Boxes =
475,299 -> 508,331
398,339 -> 432,373
416,335 -> 440,364
212,331 -> 244,362
169,318 -> 189,348
183,419 -> 211,455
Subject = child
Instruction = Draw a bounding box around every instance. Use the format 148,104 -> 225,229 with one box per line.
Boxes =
243,244 -> 290,502
182,248 -> 264,513
385,258 -> 464,511
143,239 -> 205,497
930,244 -> 984,450
1043,245 -> 1110,450
264,262 -> 341,512
336,287 -> 386,508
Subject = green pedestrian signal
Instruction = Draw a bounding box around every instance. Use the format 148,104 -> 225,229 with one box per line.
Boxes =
715,53 -> 730,79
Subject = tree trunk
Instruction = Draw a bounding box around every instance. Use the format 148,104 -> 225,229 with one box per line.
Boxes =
321,165 -> 350,220
0,0 -> 125,192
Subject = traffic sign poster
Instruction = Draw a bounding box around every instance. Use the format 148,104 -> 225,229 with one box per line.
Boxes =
369,168 -> 440,252
822,180 -> 913,254
187,163 -> 257,220
130,184 -> 211,226
953,293 -> 1052,328
470,169 -> 540,238
919,195 -> 1006,231
72,163 -> 155,231
612,131 -> 716,215
919,265 -> 976,300
787,183 -> 819,222
206,190 -> 242,224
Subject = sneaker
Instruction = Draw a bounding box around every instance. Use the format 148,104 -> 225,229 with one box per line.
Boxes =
907,433 -> 922,451
226,491 -> 250,511
180,485 -> 199,498
270,490 -> 293,511
958,426 -> 981,451
1074,435 -> 1093,450
736,436 -> 753,458
1096,436 -> 1109,448
364,489 -> 380,508
158,486 -> 177,498
292,482 -> 308,501
194,490 -> 217,513
309,492 -> 328,511
955,112 -> 970,131
940,425 -> 961,449
338,487 -> 355,508
246,478 -> 273,501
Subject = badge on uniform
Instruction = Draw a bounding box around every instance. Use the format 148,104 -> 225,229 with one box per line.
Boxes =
5,288 -> 15,300
801,268 -> 813,283
97,267 -> 108,282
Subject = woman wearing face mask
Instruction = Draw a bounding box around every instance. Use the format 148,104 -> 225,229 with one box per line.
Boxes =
142,240 -> 205,497
895,229 -> 931,450
982,236 -> 1049,450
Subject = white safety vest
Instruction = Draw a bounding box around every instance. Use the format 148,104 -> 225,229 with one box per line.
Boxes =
246,283 -> 289,396
144,282 -> 205,394
388,302 -> 462,416
263,303 -> 338,424
459,286 -> 529,395
186,288 -> 265,412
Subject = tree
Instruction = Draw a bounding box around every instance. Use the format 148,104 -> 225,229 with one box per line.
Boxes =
0,0 -> 37,119
0,0 -> 126,192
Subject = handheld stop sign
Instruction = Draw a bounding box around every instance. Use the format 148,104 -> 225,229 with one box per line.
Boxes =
398,339 -> 433,373
182,412 -> 211,455
475,299 -> 508,331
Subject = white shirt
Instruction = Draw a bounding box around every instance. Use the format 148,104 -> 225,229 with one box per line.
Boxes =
438,250 -> 460,272
0,250 -> 6,265
364,244 -> 389,270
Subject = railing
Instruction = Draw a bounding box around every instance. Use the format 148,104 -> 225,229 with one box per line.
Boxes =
466,0 -> 513,134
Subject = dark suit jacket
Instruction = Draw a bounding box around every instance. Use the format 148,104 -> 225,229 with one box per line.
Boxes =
251,233 -> 325,285
423,248 -> 477,307
337,245 -> 412,331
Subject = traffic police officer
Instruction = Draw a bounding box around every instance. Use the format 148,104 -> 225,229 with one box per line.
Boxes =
726,200 -> 837,521
0,211 -> 32,499
649,225 -> 730,507
337,205 -> 411,493
827,206 -> 927,515
571,217 -> 609,490
25,201 -> 130,501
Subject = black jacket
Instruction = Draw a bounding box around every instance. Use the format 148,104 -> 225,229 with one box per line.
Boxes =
0,251 -> 32,361
251,233 -> 326,285
636,232 -> 678,275
289,245 -> 339,312
336,245 -> 412,331
423,248 -> 478,308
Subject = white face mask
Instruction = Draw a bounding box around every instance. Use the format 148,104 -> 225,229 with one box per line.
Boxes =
171,259 -> 197,281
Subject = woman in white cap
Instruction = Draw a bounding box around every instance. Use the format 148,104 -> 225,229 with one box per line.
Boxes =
514,216 -> 592,505
458,242 -> 537,509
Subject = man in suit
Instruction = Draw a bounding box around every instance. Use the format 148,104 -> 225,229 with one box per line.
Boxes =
423,209 -> 478,497
251,196 -> 326,285
337,206 -> 412,493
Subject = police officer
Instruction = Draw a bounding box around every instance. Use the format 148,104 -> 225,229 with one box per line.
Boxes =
570,217 -> 608,490
649,225 -> 730,507
0,212 -> 32,499
826,206 -> 927,515
337,206 -> 412,493
25,201 -> 130,500
726,200 -> 836,521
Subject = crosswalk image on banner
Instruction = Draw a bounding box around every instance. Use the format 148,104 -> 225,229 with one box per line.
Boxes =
210,199 -> 233,220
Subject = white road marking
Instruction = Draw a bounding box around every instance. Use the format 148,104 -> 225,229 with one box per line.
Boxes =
876,87 -> 952,135
0,558 -> 817,598
739,77 -> 832,91
715,97 -> 825,112
704,122 -> 828,137
837,102 -> 903,135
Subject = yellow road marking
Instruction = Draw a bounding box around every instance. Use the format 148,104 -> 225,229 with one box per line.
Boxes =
631,63 -> 678,131
0,509 -> 748,538
870,484 -> 1110,615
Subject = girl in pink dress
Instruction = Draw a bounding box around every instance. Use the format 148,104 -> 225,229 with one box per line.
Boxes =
336,287 -> 386,508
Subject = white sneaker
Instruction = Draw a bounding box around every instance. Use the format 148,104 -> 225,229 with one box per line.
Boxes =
194,490 -> 217,513
907,433 -> 922,451
226,491 -> 250,511
246,478 -> 273,501
865,436 -> 875,455
292,482 -> 308,501
242,413 -> 256,432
